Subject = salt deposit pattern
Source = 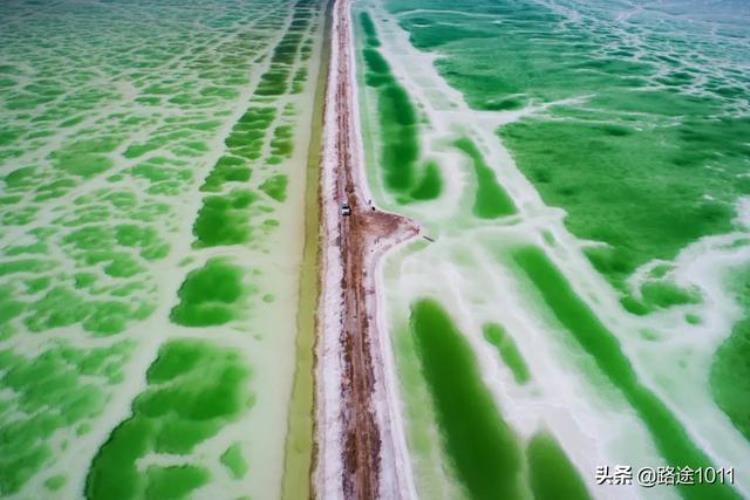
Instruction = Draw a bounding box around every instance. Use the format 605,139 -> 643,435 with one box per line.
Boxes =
353,0 -> 750,498
0,0 -> 324,498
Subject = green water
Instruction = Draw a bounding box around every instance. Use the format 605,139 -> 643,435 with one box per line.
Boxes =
86,340 -> 252,500
454,139 -> 516,219
510,246 -> 738,499
482,323 -> 530,385
387,0 -> 750,301
409,299 -> 597,500
0,340 -> 134,493
409,299 -> 527,500
355,0 -> 750,498
0,0 -> 324,495
711,267 -> 750,442
170,258 -> 249,327
358,0 -> 750,497
221,442 -> 250,480
526,432 -> 591,500
358,13 -> 443,203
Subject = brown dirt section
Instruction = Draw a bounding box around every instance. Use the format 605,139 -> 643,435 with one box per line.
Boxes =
331,0 -> 419,498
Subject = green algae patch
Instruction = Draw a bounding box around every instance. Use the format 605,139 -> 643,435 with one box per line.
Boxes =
193,190 -> 257,247
392,0 -> 749,296
501,95 -> 739,293
359,12 -> 441,203
410,299 -> 527,500
17,214 -> 171,335
510,245 -> 740,500
455,138 -> 516,218
54,153 -> 113,178
359,10 -> 380,47
200,156 -> 251,193
90,416 -> 152,500
482,323 -> 530,384
145,465 -> 209,499
270,125 -> 294,158
376,77 -> 419,192
221,442 -> 249,479
711,319 -> 750,442
409,160 -> 443,201
389,314 -> 460,497
0,340 -> 134,495
225,107 -> 275,161
526,432 -> 591,500
43,474 -> 66,491
710,268 -> 750,442
23,285 -> 151,336
259,174 -> 289,202
4,166 -> 38,188
0,258 -> 54,277
0,286 -> 25,329
114,224 -> 169,260
622,280 -> 703,316
170,258 -> 246,327
86,339 -> 253,500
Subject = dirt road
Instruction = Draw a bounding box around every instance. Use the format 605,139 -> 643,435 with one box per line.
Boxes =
328,0 -> 419,497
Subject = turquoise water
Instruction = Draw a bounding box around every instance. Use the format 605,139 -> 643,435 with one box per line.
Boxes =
357,0 -> 750,498
0,0 -> 322,497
